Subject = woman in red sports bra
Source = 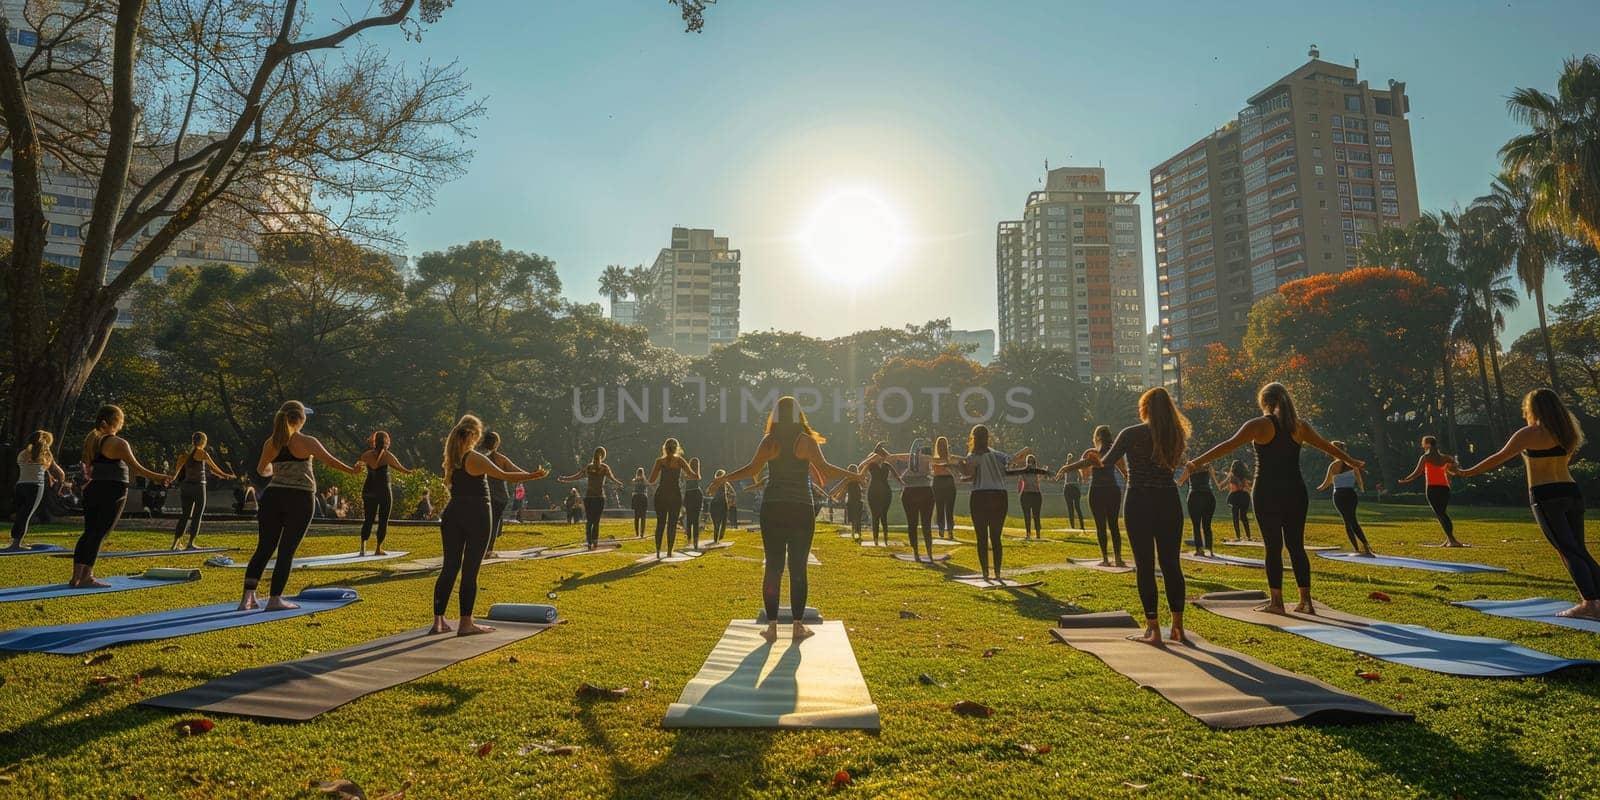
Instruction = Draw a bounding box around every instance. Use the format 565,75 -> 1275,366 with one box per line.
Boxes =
1398,436 -> 1464,547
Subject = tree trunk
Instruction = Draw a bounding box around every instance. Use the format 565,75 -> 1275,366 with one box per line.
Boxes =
1441,349 -> 1461,456
1535,283 -> 1561,391
1367,393 -> 1396,491
1488,337 -> 1510,435
1472,341 -> 1497,440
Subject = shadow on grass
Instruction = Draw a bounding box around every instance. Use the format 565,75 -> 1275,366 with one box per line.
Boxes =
548,563 -> 657,593
1323,721 -> 1552,798
410,680 -> 481,717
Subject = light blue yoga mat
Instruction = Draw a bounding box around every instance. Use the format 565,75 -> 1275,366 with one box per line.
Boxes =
1318,551 -> 1506,573
54,547 -> 233,559
0,588 -> 360,654
1182,552 -> 1266,568
0,570 -> 200,604
0,543 -> 67,556
1454,598 -> 1600,634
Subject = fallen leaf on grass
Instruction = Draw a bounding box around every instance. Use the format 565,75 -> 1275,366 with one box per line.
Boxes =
1432,584 -> 1449,592
1012,743 -> 1052,756
174,718 -> 214,736
83,652 -> 112,666
1280,776 -> 1303,785
159,645 -> 182,652
89,675 -> 118,685
506,656 -> 521,664
917,673 -> 944,687
829,770 -> 851,792
517,743 -> 582,756
1356,671 -> 1382,681
314,779 -> 367,799
950,700 -> 993,718
1367,592 -> 1392,602
472,742 -> 493,758
576,683 -> 628,700
1122,782 -> 1148,791
1182,772 -> 1208,783
236,643 -> 256,650
898,610 -> 922,620
982,648 -> 1001,658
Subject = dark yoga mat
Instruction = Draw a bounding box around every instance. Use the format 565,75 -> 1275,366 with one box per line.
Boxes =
56,546 -> 232,559
0,543 -> 67,556
0,588 -> 360,654
142,603 -> 559,721
1196,590 -> 1597,677
1051,612 -> 1410,729
0,568 -> 201,604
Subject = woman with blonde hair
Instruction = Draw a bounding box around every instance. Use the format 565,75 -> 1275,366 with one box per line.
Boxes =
170,431 -> 237,551
9,430 -> 66,551
481,431 -> 536,556
931,436 -> 959,537
434,415 -> 548,635
944,425 -> 1032,583
1062,388 -> 1191,644
709,396 -> 861,643
1458,389 -> 1597,620
708,469 -> 736,544
1083,424 -> 1127,567
559,447 -> 622,550
72,405 -> 173,587
1186,383 -> 1362,615
648,438 -> 697,559
357,431 -> 413,556
240,401 -> 360,611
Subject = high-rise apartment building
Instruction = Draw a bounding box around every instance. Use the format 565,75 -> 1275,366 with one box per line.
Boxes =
996,167 -> 1146,386
640,227 -> 741,356
945,329 -> 996,365
1152,50 -> 1420,375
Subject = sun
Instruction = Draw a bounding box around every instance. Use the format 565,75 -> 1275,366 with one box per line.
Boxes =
799,188 -> 907,284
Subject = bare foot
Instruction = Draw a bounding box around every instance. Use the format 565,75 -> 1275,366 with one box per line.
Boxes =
1445,540 -> 1466,548
263,598 -> 300,611
1098,558 -> 1111,567
430,620 -> 454,634
237,594 -> 260,611
70,578 -> 113,589
760,623 -> 778,644
1255,603 -> 1288,615
1360,550 -> 1376,558
1127,626 -> 1164,645
792,623 -> 815,642
375,548 -> 387,556
1293,602 -> 1316,615
1168,627 -> 1188,644
1114,560 -> 1128,568
457,623 -> 495,636
183,543 -> 198,551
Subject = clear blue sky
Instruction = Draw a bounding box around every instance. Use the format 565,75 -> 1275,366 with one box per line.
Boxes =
388,0 -> 1599,341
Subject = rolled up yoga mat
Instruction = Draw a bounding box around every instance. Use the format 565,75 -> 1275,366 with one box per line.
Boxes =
0,588 -> 360,654
0,567 -> 202,604
1316,551 -> 1505,573
1050,611 -> 1410,729
143,602 -> 560,721
1195,590 -> 1597,677
663,620 -> 878,730
757,606 -> 822,624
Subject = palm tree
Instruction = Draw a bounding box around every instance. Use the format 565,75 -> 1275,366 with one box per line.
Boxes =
598,264 -> 631,308
1393,214 -> 1466,453
1480,169 -> 1565,389
1502,54 -> 1600,251
1450,203 -> 1521,437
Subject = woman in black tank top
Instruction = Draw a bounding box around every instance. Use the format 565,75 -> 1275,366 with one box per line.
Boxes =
1081,425 -> 1127,567
559,447 -> 622,549
71,405 -> 173,588
358,431 -> 414,555
709,397 -> 861,643
170,431 -> 236,551
1186,383 -> 1362,615
649,438 -> 696,559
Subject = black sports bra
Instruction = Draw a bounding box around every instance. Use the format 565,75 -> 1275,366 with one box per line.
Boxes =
1525,444 -> 1568,458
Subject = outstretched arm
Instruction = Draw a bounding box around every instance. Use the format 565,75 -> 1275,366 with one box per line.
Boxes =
1296,421 -> 1363,470
1397,456 -> 1426,484
797,437 -> 860,486
107,439 -> 172,484
709,437 -> 777,492
303,435 -> 360,474
1457,428 -> 1537,477
1315,462 -> 1338,492
202,452 -> 237,481
467,451 -> 545,482
1189,417 -> 1266,470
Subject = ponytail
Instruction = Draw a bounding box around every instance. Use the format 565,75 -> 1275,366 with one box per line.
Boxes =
369,430 -> 389,457
190,431 -> 208,460
272,401 -> 307,450
82,405 -> 124,463
1140,387 -> 1191,470
1092,424 -> 1113,449
1258,382 -> 1298,435
24,430 -> 53,464
443,415 -> 483,482
592,446 -> 606,467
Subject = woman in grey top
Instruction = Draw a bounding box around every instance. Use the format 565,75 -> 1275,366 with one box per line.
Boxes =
10,430 -> 66,551
170,431 -> 236,551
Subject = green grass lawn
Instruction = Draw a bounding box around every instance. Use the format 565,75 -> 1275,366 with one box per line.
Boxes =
2,500 -> 1598,799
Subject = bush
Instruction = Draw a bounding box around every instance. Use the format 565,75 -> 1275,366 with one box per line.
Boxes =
313,463 -> 448,517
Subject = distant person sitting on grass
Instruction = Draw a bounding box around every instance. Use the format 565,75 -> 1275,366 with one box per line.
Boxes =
412,489 -> 435,520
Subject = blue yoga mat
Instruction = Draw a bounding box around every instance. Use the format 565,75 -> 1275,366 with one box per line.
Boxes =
1284,622 -> 1595,677
0,588 -> 360,654
0,543 -> 67,556
1317,551 -> 1506,573
0,572 -> 199,604
65,547 -> 233,559
1454,598 -> 1600,634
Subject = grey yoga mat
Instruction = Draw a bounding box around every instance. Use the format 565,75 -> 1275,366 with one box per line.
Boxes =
662,620 -> 878,730
206,551 -> 408,569
1050,612 -> 1410,729
141,603 -> 560,721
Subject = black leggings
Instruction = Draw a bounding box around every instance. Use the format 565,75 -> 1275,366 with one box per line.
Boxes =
1426,485 -> 1455,540
709,500 -> 728,542
489,498 -> 508,551
759,502 -> 816,622
1186,490 -> 1215,550
1126,485 -> 1186,619
683,489 -> 704,548
173,483 -> 207,543
847,500 -> 863,536
868,489 -> 892,541
246,488 -> 314,597
1088,484 -> 1123,561
1333,488 -> 1368,551
1228,491 -> 1253,539
933,475 -> 957,535
1255,484 -> 1311,590
1532,492 -> 1599,600
11,482 -> 45,545
655,488 -> 682,554
361,492 -> 392,548
1020,491 -> 1043,536
1063,485 -> 1084,529
970,490 -> 1008,576
632,494 -> 648,537
74,480 -> 128,567
583,496 -> 605,546
435,497 -> 492,616
902,486 -> 935,553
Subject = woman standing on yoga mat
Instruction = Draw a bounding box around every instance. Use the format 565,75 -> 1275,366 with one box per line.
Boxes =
1186,383 -> 1363,615
1064,388 -> 1191,644
708,469 -> 736,543
946,427 -> 1032,583
71,406 -> 172,588
859,445 -> 902,546
170,432 -> 236,551
1007,455 -> 1050,540
433,415 -> 548,635
931,436 -> 959,538
1083,425 -> 1127,567
1398,436 -> 1466,547
1184,460 -> 1216,557
1316,443 -> 1373,556
1053,460 -> 1086,531
630,468 -> 651,538
833,465 -> 865,542
240,401 -> 358,611
559,447 -> 621,549
683,457 -> 706,550
1224,461 -> 1254,541
10,431 -> 66,551
357,431 -> 413,556
649,439 -> 696,559
482,431 -> 537,556
1457,389 -> 1598,620
709,396 -> 860,643
873,441 -> 937,559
